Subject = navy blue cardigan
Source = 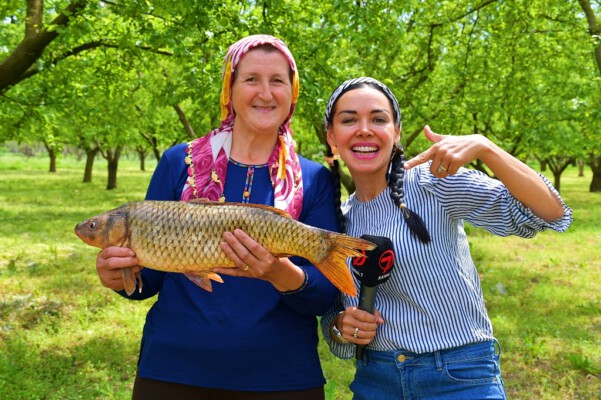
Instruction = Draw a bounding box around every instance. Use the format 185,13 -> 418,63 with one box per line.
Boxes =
120,143 -> 340,391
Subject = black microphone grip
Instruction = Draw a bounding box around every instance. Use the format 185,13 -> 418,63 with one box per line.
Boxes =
358,286 -> 377,314
356,286 -> 378,360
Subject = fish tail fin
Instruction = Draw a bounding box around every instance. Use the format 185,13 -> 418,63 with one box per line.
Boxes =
314,234 -> 376,297
122,267 -> 138,296
185,272 -> 224,292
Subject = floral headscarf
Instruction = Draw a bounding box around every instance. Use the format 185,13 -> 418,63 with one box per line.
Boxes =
181,34 -> 303,219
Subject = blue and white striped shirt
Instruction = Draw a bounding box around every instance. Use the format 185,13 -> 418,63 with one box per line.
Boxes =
321,163 -> 572,357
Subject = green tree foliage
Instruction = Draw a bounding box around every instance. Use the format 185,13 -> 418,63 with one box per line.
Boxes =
0,0 -> 599,191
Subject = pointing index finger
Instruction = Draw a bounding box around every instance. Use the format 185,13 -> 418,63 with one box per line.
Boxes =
404,147 -> 435,170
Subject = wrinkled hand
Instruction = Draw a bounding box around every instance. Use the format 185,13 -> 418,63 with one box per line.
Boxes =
216,229 -> 305,291
404,125 -> 492,177
338,306 -> 384,345
96,246 -> 141,291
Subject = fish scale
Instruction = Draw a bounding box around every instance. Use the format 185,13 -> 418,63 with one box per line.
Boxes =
75,200 -> 376,296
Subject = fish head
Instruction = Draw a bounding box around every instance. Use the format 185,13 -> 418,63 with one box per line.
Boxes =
74,211 -> 128,249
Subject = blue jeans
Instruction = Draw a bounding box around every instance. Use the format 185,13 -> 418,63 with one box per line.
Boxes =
350,340 -> 507,400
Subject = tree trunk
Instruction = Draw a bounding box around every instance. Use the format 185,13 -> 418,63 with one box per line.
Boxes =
578,0 -> 601,190
83,147 -> 99,183
577,159 -> 585,177
104,146 -> 123,190
49,151 -> 56,172
590,155 -> 601,192
136,146 -> 147,171
42,140 -> 57,173
107,161 -> 118,189
152,145 -> 162,162
546,156 -> 574,193
553,172 -> 561,192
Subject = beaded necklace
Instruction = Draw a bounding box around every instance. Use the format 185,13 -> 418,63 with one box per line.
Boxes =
229,159 -> 268,203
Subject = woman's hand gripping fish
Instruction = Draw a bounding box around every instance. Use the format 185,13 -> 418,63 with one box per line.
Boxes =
74,200 -> 375,297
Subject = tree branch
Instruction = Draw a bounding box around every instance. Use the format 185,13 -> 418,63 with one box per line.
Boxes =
4,39 -> 174,92
578,0 -> 601,75
0,1 -> 87,92
173,104 -> 196,139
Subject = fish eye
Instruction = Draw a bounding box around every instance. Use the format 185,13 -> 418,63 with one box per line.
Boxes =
89,220 -> 97,230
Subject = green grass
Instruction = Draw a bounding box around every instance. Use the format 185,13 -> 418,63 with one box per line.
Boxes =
1,150 -> 600,399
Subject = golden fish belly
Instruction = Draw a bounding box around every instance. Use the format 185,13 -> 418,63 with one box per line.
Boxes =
125,201 -> 329,272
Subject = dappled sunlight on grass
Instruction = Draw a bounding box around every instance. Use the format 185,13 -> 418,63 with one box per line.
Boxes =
1,153 -> 599,399
468,167 -> 601,399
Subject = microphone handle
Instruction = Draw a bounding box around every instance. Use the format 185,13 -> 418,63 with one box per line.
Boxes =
358,285 -> 377,313
356,285 -> 377,360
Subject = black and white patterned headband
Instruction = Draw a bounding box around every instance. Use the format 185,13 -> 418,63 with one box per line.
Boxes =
324,77 -> 402,130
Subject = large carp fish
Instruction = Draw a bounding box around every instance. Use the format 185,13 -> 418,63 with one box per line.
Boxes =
74,200 -> 375,296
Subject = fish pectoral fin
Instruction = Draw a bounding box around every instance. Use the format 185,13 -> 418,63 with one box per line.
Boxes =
207,272 -> 224,283
184,272 -> 224,292
121,267 -> 137,296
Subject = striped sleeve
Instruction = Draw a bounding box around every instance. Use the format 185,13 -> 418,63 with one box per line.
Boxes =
419,167 -> 572,237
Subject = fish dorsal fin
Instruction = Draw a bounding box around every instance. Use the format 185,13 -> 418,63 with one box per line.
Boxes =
186,200 -> 292,219
187,198 -> 216,204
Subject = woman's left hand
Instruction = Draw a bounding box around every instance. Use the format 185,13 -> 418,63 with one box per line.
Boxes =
404,125 -> 492,177
215,229 -> 305,291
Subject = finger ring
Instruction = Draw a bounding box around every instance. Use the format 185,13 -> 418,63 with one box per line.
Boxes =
353,327 -> 359,339
242,264 -> 249,271
437,166 -> 447,173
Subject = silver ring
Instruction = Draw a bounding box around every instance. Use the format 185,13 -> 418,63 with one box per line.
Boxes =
242,264 -> 249,271
437,166 -> 447,173
353,327 -> 359,339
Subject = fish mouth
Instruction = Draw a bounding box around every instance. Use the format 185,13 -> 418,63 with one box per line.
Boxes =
74,222 -> 83,238
74,221 -> 93,245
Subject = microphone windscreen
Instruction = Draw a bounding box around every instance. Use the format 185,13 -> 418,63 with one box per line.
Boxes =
351,235 -> 395,287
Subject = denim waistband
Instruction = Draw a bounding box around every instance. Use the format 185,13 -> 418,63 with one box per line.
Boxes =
364,340 -> 500,366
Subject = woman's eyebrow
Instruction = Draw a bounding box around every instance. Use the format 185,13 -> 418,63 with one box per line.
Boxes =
337,108 -> 390,115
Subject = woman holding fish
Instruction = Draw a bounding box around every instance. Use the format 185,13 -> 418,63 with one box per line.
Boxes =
94,35 -> 340,399
320,77 -> 573,399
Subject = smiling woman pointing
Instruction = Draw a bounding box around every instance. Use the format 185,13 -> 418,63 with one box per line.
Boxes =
321,77 -> 572,400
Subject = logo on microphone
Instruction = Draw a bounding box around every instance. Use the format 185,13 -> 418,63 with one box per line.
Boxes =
379,250 -> 394,274
352,250 -> 367,268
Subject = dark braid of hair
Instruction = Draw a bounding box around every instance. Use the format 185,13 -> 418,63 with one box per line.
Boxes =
325,144 -> 346,233
389,145 -> 431,243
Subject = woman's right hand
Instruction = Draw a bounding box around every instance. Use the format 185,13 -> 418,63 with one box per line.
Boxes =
96,246 -> 141,291
338,306 -> 384,345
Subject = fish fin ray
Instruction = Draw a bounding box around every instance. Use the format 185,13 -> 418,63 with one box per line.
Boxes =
187,198 -> 214,204
121,267 -> 137,296
207,272 -> 224,283
184,272 -> 224,292
185,200 -> 292,219
312,234 -> 376,297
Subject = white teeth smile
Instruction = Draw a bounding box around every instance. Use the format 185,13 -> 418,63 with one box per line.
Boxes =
352,146 -> 378,154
